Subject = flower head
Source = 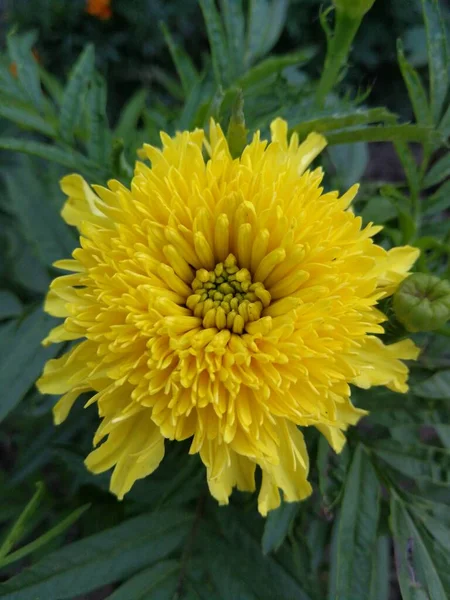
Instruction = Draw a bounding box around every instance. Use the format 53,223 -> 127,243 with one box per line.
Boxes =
37,119 -> 419,515
86,0 -> 112,20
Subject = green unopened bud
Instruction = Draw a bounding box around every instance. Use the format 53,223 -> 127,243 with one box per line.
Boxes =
227,89 -> 248,158
393,274 -> 450,333
334,0 -> 376,19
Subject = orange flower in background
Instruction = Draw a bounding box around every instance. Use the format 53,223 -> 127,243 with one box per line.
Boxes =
86,0 -> 112,20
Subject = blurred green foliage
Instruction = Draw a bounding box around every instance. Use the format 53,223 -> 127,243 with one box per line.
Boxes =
0,0 -> 449,599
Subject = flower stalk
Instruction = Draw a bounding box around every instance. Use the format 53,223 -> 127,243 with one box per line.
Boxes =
316,1 -> 376,106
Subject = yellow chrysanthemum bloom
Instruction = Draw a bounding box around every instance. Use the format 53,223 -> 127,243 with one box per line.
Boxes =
37,119 -> 419,515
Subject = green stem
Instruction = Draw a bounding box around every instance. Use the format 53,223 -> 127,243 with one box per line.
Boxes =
316,11 -> 362,107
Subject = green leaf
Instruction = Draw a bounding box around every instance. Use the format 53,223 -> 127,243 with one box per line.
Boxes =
394,141 -> 421,199
328,142 -> 369,187
391,495 -> 450,599
262,500 -> 299,555
0,292 -> 22,320
245,0 -> 288,67
0,504 -> 90,569
413,370 -> 450,399
160,23 -> 198,96
59,44 -> 95,142
422,0 -> 449,123
0,483 -> 45,562
86,74 -> 111,165
115,88 -> 147,139
0,138 -> 104,179
208,507 -> 313,600
199,0 -> 230,87
325,125 -> 441,146
108,560 -> 179,600
331,445 -> 380,600
373,440 -> 450,486
368,536 -> 390,600
397,39 -> 432,126
38,66 -> 64,105
7,31 -> 44,112
4,161 -> 76,267
237,48 -> 316,90
0,510 -> 192,600
220,0 -> 245,79
0,99 -> 56,137
361,196 -> 397,224
0,307 -> 59,423
424,153 -> 450,188
176,77 -> 209,131
290,108 -> 395,139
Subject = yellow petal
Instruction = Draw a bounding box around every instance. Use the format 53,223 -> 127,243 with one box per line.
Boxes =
86,413 -> 165,500
350,336 -> 420,393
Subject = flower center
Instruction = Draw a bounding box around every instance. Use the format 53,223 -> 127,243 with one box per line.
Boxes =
186,254 -> 271,333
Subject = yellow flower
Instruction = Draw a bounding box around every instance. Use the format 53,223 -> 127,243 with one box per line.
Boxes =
37,119 -> 419,515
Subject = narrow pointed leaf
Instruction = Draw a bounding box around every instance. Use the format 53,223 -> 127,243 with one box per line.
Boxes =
0,511 -> 192,600
0,307 -> 59,422
160,23 -> 198,95
422,0 -> 449,123
59,44 -> 95,142
332,445 -> 380,600
7,31 -> 44,112
108,560 -> 179,600
199,0 -> 230,87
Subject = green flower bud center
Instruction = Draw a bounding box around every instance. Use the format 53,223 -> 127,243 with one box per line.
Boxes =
186,253 -> 271,333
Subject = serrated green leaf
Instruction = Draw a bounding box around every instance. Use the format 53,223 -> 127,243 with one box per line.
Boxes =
397,39 -> 432,126
391,496 -> 450,599
422,0 -> 449,123
290,108 -> 395,139
0,292 -> 22,320
331,445 -> 380,600
262,500 -> 299,555
7,31 -> 44,113
59,44 -> 95,142
86,74 -> 111,165
237,48 -> 316,89
0,510 -> 192,600
413,370 -> 450,399
424,153 -> 450,188
0,307 -> 59,423
199,0 -> 230,87
109,560 -> 179,600
160,23 -> 199,96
